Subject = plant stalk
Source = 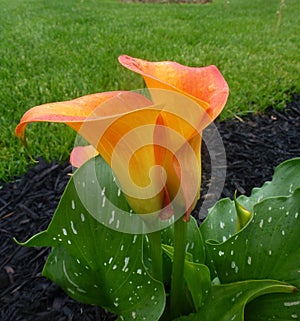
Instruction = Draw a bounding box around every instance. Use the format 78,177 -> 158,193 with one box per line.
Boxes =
147,230 -> 163,282
169,217 -> 187,319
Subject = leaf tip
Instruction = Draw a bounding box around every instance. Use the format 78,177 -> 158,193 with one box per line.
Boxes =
234,191 -> 252,231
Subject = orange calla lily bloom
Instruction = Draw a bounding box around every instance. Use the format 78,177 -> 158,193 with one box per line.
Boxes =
15,55 -> 229,221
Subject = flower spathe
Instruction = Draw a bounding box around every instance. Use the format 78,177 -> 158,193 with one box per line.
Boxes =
15,55 -> 229,220
118,55 -> 228,119
118,55 -> 229,218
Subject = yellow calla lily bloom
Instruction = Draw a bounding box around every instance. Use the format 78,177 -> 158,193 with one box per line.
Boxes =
15,55 -> 229,221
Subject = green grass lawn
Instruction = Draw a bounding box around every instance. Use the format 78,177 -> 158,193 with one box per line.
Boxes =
1,0 -> 299,182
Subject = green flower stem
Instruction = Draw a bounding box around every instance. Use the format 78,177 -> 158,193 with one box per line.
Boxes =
170,217 -> 187,319
147,230 -> 163,283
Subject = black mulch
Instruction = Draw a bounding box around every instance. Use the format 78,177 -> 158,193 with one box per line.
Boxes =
1,93 -> 299,321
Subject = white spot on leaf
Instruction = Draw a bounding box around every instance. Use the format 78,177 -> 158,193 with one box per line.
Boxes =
102,197 -> 106,208
109,211 -> 115,225
63,260 -> 79,288
284,301 -> 300,307
67,287 -> 75,295
122,257 -> 130,272
70,221 -> 78,234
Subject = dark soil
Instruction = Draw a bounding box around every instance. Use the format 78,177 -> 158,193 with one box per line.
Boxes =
1,93 -> 300,321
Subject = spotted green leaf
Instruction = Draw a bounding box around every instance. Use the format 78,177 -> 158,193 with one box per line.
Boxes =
200,158 -> 300,244
174,280 -> 296,321
207,188 -> 300,320
16,155 -> 165,321
245,288 -> 300,321
238,157 -> 300,209
200,158 -> 300,282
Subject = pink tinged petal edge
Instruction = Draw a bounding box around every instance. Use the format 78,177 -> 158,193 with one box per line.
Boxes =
70,146 -> 99,168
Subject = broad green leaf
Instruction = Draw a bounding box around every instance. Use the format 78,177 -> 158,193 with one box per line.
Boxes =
208,189 -> 300,283
183,261 -> 211,311
207,188 -> 300,320
17,156 -> 165,321
238,158 -> 300,209
245,290 -> 300,321
174,280 -> 296,321
199,198 -> 236,280
200,158 -> 300,244
200,197 -> 237,248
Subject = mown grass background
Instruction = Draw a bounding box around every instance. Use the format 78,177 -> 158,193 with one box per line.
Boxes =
1,0 -> 299,182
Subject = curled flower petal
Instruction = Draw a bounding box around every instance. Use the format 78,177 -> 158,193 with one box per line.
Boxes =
118,55 -> 229,120
15,90 -> 167,215
15,91 -> 125,144
15,91 -> 155,145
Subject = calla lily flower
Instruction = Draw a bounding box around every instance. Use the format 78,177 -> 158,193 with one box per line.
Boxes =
118,55 -> 229,218
15,55 -> 229,221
